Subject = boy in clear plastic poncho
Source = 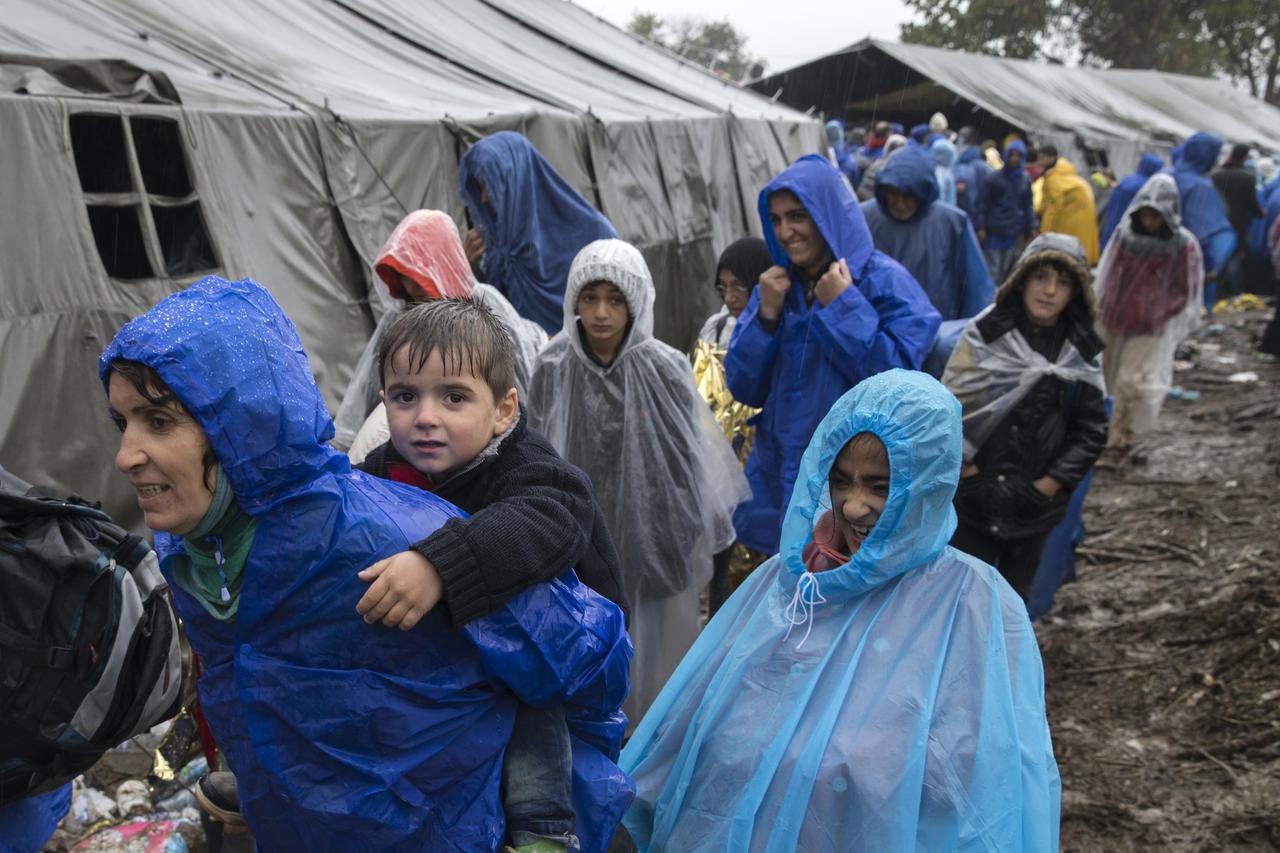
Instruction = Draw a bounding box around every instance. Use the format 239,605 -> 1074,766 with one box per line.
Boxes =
619,369 -> 1060,851
1095,174 -> 1204,449
332,210 -> 548,459
527,239 -> 748,725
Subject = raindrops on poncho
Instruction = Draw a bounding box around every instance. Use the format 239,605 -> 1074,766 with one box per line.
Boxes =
100,277 -> 633,851
527,239 -> 748,724
620,370 -> 1060,851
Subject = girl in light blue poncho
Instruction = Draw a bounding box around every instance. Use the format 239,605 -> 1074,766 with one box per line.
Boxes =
620,369 -> 1060,852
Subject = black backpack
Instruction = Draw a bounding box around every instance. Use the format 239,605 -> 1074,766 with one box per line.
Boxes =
0,468 -> 184,803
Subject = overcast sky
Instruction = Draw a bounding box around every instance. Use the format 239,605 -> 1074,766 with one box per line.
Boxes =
577,0 -> 915,74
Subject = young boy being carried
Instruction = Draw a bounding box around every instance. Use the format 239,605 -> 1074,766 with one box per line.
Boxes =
355,299 -> 629,853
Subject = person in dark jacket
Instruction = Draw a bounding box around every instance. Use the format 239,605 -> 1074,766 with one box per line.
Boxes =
860,146 -> 995,375
942,234 -> 1108,600
354,299 -> 629,852
1100,153 -> 1165,250
1213,143 -> 1266,296
974,139 -> 1037,284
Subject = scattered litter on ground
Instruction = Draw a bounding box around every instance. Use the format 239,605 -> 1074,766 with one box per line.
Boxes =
1039,308 -> 1280,852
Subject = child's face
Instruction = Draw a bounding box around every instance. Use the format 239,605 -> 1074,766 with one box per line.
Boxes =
1135,207 -> 1164,236
108,372 -> 215,536
716,268 -> 750,317
827,433 -> 890,556
577,281 -> 630,356
382,345 -> 517,477
1022,264 -> 1074,327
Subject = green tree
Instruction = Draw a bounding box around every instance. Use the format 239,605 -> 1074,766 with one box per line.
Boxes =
900,0 -> 1280,104
625,12 -> 767,81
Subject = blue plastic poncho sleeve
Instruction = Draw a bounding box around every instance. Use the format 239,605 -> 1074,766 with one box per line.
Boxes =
1180,180 -> 1237,275
809,266 -> 940,379
958,220 -> 996,318
724,289 -> 784,408
463,571 -> 632,717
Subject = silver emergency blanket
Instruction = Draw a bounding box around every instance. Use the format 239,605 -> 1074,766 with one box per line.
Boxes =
527,239 -> 748,723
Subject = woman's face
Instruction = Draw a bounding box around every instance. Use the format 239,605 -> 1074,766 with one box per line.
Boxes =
108,372 -> 215,536
1135,207 -> 1164,236
827,433 -> 890,556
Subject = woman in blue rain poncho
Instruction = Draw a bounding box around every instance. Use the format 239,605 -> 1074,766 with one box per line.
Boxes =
621,370 -> 1059,851
100,277 -> 632,852
726,155 -> 940,556
931,137 -> 958,206
459,131 -> 618,334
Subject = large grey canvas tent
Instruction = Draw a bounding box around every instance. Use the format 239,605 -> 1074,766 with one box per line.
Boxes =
0,0 -> 821,526
754,38 -> 1280,174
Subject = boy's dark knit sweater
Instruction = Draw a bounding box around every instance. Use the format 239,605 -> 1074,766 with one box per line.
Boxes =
357,409 -> 629,627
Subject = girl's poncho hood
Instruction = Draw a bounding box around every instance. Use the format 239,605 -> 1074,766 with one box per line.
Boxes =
562,238 -> 655,365
373,210 -> 476,302
1127,171 -> 1183,234
759,154 -> 875,276
777,369 -> 960,601
99,276 -> 344,515
459,131 -> 617,333
930,137 -> 957,167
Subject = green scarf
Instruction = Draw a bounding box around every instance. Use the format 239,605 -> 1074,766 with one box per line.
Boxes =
176,466 -> 257,622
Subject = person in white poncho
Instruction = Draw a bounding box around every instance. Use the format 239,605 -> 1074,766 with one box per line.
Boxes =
527,239 -> 748,724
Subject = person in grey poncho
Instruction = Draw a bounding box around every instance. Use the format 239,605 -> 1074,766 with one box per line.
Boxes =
527,239 -> 748,724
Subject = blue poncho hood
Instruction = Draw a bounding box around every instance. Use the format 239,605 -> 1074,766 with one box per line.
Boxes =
1176,131 -> 1224,175
956,145 -> 984,165
777,370 -> 958,600
1003,139 -> 1027,172
760,154 -> 874,275
100,278 -> 634,851
100,278 -> 345,516
459,131 -> 617,334
621,371 -> 1060,851
1137,152 -> 1165,178
874,146 -> 940,222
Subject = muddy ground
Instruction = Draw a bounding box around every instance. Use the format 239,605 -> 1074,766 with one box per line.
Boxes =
1040,308 -> 1280,852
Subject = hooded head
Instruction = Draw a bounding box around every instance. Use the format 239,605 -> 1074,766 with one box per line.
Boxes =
957,125 -> 979,147
931,138 -> 957,168
759,154 -> 875,277
777,369 -> 960,601
374,210 -> 476,303
874,147 -> 940,223
1003,139 -> 1027,172
1259,157 -> 1277,183
1175,131 -> 1225,175
100,277 -> 344,516
458,131 -> 617,332
563,238 -> 654,366
908,124 -> 931,145
1127,173 -> 1182,235
884,134 -> 908,157
1136,153 -> 1165,178
825,119 -> 847,151
957,145 -> 984,165
995,232 -> 1097,320
928,112 -> 949,134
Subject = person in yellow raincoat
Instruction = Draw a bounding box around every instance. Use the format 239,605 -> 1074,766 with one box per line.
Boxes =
1036,145 -> 1101,264
692,237 -> 773,614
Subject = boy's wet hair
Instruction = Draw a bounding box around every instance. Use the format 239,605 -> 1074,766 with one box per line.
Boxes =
377,299 -> 516,400
1023,258 -> 1076,289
